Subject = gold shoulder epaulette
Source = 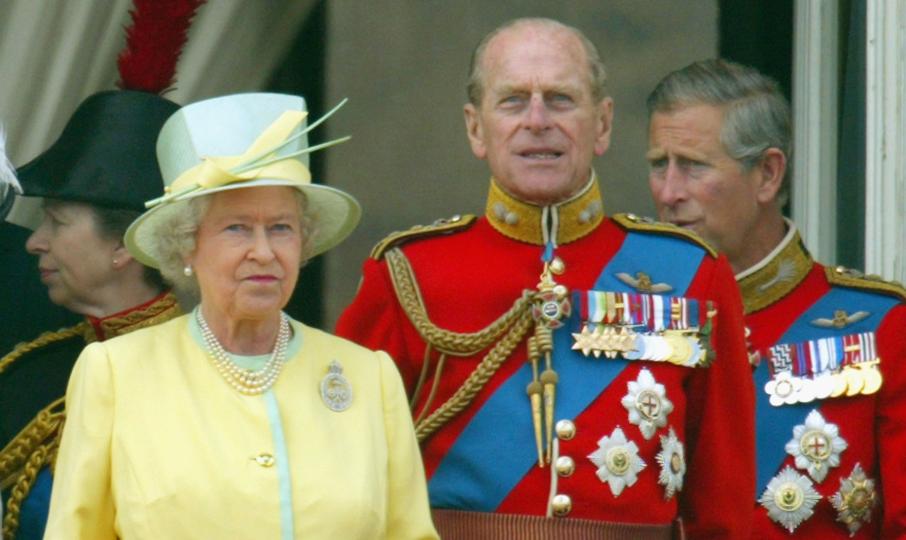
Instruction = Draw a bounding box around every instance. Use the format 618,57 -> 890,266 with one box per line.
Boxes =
826,265 -> 906,302
370,214 -> 477,260
0,322 -> 89,376
612,213 -> 718,258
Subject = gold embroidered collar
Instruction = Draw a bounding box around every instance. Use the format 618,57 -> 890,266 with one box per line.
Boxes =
85,291 -> 182,342
736,220 -> 813,314
485,174 -> 604,246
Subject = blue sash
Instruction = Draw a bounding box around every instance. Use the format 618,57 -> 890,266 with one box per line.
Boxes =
429,232 -> 705,510
754,286 -> 898,494
15,467 -> 53,540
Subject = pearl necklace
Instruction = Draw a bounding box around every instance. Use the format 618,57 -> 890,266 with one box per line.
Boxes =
196,309 -> 290,395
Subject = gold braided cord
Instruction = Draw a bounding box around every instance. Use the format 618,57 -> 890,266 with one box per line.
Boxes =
414,309 -> 533,442
0,398 -> 65,489
0,323 -> 90,375
412,352 -> 448,427
2,442 -> 55,540
385,248 -> 533,355
409,345 -> 435,411
96,291 -> 182,340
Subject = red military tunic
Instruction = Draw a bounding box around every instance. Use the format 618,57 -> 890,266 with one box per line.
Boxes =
740,223 -> 906,538
337,179 -> 755,538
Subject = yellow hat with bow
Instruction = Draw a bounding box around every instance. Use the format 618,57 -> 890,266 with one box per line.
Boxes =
125,92 -> 360,268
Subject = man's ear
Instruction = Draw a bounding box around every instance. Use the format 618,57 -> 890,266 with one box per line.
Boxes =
593,97 -> 614,156
756,148 -> 786,204
464,103 -> 487,160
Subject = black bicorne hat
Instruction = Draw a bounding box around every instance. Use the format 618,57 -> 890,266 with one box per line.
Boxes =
16,90 -> 179,212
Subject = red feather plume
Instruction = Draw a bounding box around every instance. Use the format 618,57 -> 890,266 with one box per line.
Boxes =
117,0 -> 206,93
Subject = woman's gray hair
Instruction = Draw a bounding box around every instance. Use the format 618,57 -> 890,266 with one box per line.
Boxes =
466,17 -> 608,106
646,59 -> 792,202
148,189 -> 315,299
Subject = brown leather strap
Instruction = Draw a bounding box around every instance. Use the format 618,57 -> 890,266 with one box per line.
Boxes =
431,509 -> 680,540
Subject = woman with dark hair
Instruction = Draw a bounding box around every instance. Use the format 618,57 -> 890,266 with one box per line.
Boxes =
0,90 -> 183,540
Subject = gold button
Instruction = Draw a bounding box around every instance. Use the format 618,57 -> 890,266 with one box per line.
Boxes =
555,456 -> 575,477
555,419 -> 576,440
551,493 -> 572,517
254,453 -> 275,467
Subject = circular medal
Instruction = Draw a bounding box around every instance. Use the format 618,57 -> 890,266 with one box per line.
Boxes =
796,378 -> 816,404
624,336 -> 646,360
844,367 -> 864,397
664,334 -> 691,366
860,365 -> 882,395
812,372 -> 835,399
830,372 -> 849,398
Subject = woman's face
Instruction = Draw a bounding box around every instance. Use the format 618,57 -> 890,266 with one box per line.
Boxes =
26,200 -> 121,313
190,186 -> 303,324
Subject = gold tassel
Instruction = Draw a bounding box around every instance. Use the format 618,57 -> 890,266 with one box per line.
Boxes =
536,327 -> 557,463
526,336 -> 544,467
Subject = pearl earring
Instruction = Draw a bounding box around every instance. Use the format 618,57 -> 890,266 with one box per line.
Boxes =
183,265 -> 193,277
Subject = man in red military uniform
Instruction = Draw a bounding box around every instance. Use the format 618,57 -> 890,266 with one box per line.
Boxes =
338,19 -> 755,538
646,59 -> 906,538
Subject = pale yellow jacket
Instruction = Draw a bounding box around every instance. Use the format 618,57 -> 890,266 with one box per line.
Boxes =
44,314 -> 438,539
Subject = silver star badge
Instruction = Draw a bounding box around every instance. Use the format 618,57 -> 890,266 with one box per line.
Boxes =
655,427 -> 685,500
785,409 -> 847,483
587,426 -> 645,497
759,466 -> 822,533
621,368 -> 673,440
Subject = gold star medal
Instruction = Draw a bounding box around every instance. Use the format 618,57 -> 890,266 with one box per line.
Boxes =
830,463 -> 877,536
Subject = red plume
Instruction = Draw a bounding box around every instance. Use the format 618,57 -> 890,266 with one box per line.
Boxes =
117,0 -> 206,93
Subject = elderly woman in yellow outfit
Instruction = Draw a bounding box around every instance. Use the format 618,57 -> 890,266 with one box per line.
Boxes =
44,93 -> 438,540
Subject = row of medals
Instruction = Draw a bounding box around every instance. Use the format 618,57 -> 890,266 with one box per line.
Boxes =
571,324 -> 706,367
765,360 -> 882,407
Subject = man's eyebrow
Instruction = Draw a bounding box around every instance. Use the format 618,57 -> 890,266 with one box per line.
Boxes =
645,148 -> 666,161
494,84 -> 526,95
